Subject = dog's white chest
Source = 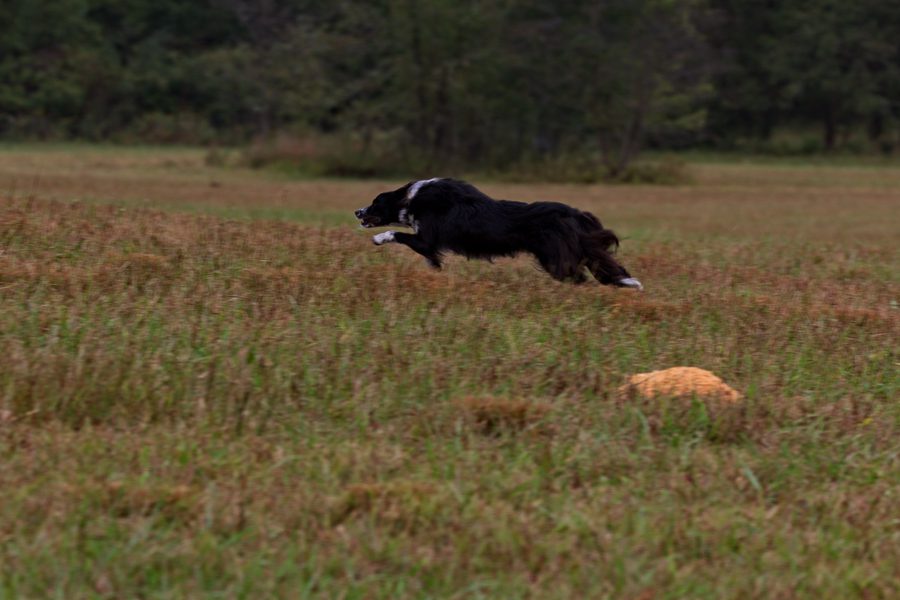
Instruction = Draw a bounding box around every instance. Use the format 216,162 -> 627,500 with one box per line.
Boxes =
398,208 -> 419,233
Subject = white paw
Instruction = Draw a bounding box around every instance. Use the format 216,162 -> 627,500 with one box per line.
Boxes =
373,231 -> 396,245
618,277 -> 643,291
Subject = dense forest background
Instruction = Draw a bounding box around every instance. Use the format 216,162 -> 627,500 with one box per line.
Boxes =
2,0 -> 899,176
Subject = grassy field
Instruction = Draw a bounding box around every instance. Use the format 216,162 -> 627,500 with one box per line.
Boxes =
0,146 -> 898,598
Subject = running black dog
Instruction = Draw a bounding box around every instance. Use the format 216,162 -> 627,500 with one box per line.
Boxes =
355,178 -> 642,289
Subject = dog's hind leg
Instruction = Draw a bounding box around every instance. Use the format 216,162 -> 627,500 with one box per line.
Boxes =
579,229 -> 642,290
376,231 -> 443,270
587,253 -> 642,290
534,249 -> 589,284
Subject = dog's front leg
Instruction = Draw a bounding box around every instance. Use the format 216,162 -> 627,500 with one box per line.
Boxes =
373,231 -> 442,270
372,231 -> 397,245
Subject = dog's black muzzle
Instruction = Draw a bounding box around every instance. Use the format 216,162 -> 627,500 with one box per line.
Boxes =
355,207 -> 381,228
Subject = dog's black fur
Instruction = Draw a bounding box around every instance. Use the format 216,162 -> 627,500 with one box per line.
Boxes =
355,178 -> 641,288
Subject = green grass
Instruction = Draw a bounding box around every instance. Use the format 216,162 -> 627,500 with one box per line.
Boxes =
0,146 -> 898,598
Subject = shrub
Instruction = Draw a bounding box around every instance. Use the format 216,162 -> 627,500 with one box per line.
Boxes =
116,112 -> 216,145
239,132 -> 429,179
492,155 -> 692,185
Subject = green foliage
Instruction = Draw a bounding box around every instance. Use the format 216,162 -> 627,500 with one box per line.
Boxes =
1,0 -> 899,173
707,0 -> 900,152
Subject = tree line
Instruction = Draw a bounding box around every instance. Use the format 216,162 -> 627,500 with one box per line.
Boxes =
2,0 -> 899,174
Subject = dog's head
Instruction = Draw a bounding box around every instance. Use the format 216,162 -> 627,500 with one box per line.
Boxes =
354,186 -> 407,228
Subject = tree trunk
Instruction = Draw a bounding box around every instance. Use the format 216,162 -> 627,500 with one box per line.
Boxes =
430,68 -> 451,163
601,77 -> 649,179
407,0 -> 430,151
823,105 -> 837,151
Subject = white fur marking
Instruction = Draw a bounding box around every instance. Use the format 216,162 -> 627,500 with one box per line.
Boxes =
406,178 -> 441,200
618,277 -> 643,291
397,207 -> 420,232
373,231 -> 396,245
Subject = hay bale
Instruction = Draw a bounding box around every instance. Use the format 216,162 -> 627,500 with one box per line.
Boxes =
618,366 -> 742,405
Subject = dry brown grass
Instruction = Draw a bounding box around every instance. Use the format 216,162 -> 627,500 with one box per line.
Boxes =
0,147 -> 898,598
457,397 -> 553,434
330,481 -> 441,528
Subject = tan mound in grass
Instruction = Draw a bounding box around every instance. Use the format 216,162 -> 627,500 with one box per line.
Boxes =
618,367 -> 742,405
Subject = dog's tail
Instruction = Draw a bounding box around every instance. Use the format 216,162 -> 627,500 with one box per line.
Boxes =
576,212 -> 641,288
